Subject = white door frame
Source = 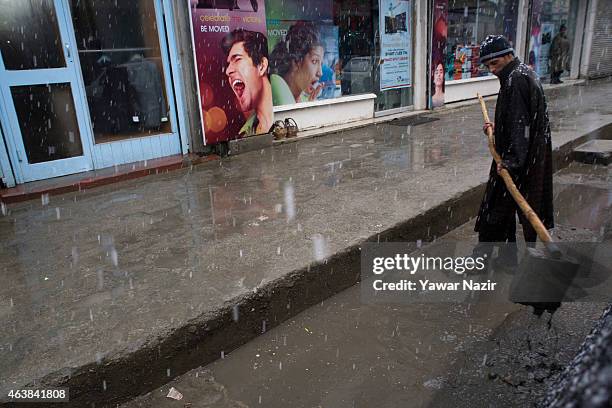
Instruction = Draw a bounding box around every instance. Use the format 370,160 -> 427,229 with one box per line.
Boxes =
61,0 -> 182,170
0,0 -> 96,184
0,118 -> 15,187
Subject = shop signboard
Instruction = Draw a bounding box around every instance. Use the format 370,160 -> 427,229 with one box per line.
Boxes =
188,0 -> 273,145
265,0 -> 341,105
379,0 -> 412,91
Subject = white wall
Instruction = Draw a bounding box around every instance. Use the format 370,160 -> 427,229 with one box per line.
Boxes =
273,94 -> 376,131
571,0 -> 590,79
444,77 -> 500,104
579,0 -> 598,78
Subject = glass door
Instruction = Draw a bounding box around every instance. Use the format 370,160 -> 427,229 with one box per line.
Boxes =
0,0 -> 94,183
67,0 -> 181,168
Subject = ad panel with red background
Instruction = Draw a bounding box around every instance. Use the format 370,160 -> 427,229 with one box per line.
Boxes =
430,0 -> 447,109
189,0 -> 270,145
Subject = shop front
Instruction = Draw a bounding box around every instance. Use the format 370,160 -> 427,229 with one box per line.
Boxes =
0,0 -> 183,187
430,0 -> 524,106
268,0 -> 418,120
525,0 -> 581,82
430,0 -> 592,107
2,0 -> 601,188
188,0 -> 422,145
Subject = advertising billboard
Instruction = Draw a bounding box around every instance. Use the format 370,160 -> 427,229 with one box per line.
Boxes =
188,0 -> 273,145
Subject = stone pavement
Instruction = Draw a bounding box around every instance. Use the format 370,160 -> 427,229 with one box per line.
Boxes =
1,78 -> 611,407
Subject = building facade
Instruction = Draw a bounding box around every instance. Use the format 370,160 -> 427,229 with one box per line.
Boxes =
0,0 -> 608,188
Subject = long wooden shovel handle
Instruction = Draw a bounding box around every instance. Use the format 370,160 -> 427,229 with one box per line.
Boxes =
476,94 -> 560,256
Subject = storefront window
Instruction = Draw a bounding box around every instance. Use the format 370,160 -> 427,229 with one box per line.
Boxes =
527,0 -> 578,79
373,0 -> 413,112
336,0 -> 376,98
265,0 -> 413,112
70,0 -> 171,144
446,0 -> 519,81
0,0 -> 66,71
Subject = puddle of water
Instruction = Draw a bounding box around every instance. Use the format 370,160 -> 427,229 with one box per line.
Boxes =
554,183 -> 612,231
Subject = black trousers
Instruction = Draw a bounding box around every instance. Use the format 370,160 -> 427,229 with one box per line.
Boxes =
551,70 -> 563,83
478,212 -> 537,243
474,212 -> 538,266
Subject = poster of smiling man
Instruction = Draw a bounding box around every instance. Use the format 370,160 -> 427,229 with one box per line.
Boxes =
189,0 -> 273,145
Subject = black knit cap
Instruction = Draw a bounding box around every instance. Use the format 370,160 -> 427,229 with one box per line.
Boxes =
479,35 -> 514,64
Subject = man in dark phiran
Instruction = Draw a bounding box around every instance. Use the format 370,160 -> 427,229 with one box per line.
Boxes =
473,35 -> 554,267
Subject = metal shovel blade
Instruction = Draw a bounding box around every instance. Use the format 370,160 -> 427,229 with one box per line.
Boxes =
509,247 -> 580,314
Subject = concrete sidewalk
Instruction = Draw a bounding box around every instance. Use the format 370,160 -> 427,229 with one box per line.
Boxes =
1,79 -> 611,407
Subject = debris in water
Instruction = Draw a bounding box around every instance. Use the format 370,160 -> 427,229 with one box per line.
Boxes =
166,387 -> 183,400
423,377 -> 444,389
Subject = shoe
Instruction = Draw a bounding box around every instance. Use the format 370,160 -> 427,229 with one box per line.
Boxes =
468,244 -> 493,275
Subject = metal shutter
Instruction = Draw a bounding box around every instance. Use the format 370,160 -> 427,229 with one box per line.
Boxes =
588,0 -> 612,78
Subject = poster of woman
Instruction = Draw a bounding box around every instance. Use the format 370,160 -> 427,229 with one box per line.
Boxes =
269,22 -> 325,104
430,0 -> 447,108
265,0 -> 341,106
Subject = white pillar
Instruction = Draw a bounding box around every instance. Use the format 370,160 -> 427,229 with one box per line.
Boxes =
0,123 -> 14,187
413,0 -> 429,110
579,0 -> 598,78
570,0 -> 590,79
515,0 -> 530,61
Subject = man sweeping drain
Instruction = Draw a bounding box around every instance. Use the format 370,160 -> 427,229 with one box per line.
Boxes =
470,36 -> 581,317
473,35 -> 554,267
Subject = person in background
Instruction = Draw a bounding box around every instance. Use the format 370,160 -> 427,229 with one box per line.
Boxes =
549,25 -> 570,84
222,29 -> 273,136
473,35 -> 554,267
269,22 -> 324,105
